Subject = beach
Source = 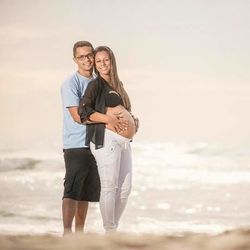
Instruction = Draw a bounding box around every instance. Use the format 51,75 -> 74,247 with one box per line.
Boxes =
1,228 -> 250,250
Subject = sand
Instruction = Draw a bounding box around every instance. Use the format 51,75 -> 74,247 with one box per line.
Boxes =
0,228 -> 250,250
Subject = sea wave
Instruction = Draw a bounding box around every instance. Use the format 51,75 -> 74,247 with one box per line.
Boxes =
0,158 -> 40,172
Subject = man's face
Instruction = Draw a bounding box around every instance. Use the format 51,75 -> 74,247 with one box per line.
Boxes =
73,46 -> 94,73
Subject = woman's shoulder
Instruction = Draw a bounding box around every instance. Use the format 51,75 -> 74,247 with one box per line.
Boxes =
85,76 -> 104,95
86,77 -> 99,89
88,76 -> 104,87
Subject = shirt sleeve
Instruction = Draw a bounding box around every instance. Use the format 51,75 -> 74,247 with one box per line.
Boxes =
61,80 -> 80,108
78,80 -> 99,123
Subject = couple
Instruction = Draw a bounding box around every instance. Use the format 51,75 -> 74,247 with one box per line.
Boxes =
61,41 -> 138,235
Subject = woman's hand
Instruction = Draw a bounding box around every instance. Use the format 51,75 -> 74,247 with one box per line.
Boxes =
107,112 -> 129,133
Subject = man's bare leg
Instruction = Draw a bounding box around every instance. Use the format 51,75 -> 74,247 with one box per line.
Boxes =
75,201 -> 88,232
62,198 -> 77,235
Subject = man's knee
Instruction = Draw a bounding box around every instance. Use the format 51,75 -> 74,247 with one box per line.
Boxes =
75,201 -> 88,217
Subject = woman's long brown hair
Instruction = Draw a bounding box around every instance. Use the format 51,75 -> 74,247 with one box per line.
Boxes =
94,46 -> 131,112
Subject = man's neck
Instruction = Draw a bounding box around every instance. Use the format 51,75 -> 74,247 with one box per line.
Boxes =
77,69 -> 92,78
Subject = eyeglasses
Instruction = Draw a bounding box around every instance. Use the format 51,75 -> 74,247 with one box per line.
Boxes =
75,53 -> 94,61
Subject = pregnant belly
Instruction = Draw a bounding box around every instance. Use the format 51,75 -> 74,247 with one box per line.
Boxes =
106,106 -> 135,139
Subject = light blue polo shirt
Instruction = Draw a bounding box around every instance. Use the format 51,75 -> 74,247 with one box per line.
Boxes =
61,71 -> 94,149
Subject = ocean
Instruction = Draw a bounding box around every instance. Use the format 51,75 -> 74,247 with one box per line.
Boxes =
0,141 -> 250,235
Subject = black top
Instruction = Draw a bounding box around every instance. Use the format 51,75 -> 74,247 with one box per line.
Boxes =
78,76 -> 123,149
106,90 -> 123,107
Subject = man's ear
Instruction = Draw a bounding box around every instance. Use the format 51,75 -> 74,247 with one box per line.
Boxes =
73,57 -> 77,64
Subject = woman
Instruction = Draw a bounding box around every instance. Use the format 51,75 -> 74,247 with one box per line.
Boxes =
78,46 -> 138,232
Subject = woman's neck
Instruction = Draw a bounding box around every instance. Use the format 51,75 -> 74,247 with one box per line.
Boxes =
100,74 -> 111,84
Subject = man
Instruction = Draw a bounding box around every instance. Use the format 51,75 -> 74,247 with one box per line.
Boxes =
61,41 -> 100,235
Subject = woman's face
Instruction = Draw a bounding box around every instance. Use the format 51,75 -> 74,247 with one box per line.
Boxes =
95,51 -> 111,76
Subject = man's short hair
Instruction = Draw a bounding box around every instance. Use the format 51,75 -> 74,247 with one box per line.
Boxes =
73,41 -> 94,57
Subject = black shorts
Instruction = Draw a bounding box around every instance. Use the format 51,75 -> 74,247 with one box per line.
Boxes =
63,148 -> 100,202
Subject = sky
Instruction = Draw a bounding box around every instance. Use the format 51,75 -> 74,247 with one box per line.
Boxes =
0,0 -> 250,151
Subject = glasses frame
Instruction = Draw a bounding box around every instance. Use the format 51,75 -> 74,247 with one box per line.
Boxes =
75,53 -> 94,61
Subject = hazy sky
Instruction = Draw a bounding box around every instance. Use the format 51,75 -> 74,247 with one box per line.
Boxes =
1,0 -> 250,150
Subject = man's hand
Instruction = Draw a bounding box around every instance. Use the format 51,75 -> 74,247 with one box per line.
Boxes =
131,114 -> 139,133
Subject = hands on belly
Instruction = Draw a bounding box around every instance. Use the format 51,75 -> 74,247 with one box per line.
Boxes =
106,107 -> 128,133
106,106 -> 135,138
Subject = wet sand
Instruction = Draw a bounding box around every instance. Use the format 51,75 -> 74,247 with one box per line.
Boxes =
1,228 -> 250,250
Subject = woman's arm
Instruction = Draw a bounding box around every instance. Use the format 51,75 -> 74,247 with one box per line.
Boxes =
78,81 -> 116,124
78,81 -> 127,131
88,111 -> 127,133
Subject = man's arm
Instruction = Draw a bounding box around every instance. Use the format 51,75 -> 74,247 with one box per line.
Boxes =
68,106 -> 115,125
68,106 -> 82,124
69,106 -> 126,132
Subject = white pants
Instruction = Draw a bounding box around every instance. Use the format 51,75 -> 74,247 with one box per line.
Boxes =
90,129 -> 132,232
